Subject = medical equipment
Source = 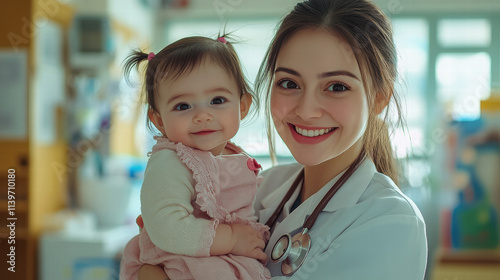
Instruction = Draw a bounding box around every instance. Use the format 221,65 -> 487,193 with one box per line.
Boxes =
265,152 -> 366,276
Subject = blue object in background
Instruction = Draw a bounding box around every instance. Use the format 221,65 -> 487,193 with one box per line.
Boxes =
72,258 -> 120,280
450,119 -> 499,249
451,166 -> 499,249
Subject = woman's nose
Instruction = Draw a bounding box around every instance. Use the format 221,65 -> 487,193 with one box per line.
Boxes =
295,91 -> 322,120
193,109 -> 213,123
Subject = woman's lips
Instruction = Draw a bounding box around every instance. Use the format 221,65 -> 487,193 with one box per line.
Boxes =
288,123 -> 337,144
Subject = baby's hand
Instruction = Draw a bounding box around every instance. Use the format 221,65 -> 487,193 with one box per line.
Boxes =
229,224 -> 268,263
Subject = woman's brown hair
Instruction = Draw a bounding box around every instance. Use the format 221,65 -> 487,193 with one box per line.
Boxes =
124,35 -> 257,132
255,0 -> 405,184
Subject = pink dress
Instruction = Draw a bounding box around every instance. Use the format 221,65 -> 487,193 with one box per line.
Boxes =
120,137 -> 270,280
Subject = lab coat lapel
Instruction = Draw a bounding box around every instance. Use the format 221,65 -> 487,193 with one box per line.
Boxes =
320,159 -> 376,212
270,159 -> 376,236
259,168 -> 302,227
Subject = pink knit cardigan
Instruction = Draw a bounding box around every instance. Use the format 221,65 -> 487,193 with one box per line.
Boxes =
120,137 -> 270,280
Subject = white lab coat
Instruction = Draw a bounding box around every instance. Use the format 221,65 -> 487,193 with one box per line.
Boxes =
255,159 -> 428,280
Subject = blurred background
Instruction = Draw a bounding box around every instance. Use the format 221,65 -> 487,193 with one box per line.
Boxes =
0,0 -> 499,279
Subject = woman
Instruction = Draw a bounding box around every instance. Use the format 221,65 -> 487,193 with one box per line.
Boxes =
138,0 -> 427,279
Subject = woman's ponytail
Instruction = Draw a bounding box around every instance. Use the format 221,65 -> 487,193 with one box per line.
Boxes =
364,117 -> 399,185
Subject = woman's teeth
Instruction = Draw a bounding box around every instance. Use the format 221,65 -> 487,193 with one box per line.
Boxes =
295,126 -> 333,137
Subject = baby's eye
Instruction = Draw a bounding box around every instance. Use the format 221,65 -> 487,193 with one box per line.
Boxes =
211,96 -> 227,105
327,83 -> 349,92
175,103 -> 191,111
278,80 -> 299,89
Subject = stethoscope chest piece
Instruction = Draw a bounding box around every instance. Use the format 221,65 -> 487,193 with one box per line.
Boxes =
271,229 -> 311,276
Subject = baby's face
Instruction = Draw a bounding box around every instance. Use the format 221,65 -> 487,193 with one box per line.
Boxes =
151,58 -> 247,155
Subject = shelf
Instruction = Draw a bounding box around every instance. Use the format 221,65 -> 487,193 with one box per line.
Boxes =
436,248 -> 500,264
432,247 -> 500,280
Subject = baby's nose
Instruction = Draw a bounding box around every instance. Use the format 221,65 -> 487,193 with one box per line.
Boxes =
193,110 -> 213,123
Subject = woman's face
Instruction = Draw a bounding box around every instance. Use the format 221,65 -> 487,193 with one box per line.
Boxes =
271,28 -> 369,166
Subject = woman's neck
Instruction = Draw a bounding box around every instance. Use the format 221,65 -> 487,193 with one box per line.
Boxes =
302,141 -> 363,201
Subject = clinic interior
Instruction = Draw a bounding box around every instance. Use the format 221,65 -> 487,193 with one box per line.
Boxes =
1,0 -> 500,279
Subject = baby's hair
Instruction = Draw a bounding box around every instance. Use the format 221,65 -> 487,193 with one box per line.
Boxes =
123,34 -> 257,132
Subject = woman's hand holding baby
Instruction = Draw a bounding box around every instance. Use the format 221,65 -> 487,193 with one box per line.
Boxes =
210,223 -> 267,263
229,223 -> 268,263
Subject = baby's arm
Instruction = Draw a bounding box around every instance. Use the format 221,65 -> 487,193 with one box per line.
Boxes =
141,149 -> 217,256
138,265 -> 170,280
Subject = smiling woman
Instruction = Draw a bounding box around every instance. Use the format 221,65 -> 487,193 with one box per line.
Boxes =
251,0 -> 427,278
270,28 -> 369,169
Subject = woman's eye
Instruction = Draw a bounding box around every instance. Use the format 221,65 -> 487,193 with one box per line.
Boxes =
327,83 -> 349,92
278,80 -> 299,89
211,96 -> 227,105
175,103 -> 191,111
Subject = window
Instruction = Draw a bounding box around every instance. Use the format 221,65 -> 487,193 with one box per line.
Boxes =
438,19 -> 491,47
392,18 -> 429,158
436,52 -> 491,120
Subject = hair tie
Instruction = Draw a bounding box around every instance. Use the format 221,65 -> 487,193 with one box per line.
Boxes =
217,37 -> 227,44
147,52 -> 155,61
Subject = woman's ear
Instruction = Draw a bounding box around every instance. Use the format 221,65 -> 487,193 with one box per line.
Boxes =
374,90 -> 391,115
148,109 -> 166,135
239,93 -> 253,120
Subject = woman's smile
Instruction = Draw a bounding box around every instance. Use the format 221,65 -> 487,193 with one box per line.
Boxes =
292,124 -> 337,137
288,123 -> 338,144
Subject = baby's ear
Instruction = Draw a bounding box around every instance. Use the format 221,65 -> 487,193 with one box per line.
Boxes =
240,93 -> 252,119
148,109 -> 166,135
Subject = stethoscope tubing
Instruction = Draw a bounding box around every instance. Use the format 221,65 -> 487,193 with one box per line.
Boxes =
265,151 -> 367,276
265,150 -> 367,234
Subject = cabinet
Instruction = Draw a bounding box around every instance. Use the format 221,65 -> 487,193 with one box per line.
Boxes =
0,1 -> 73,279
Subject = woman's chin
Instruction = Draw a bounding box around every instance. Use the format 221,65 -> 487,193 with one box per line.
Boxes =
291,152 -> 332,167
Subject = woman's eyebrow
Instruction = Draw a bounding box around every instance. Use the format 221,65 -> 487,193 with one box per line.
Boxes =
275,67 -> 359,81
275,67 -> 301,77
319,70 -> 360,81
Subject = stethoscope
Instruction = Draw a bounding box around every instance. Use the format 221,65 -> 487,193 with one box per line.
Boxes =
264,152 -> 366,276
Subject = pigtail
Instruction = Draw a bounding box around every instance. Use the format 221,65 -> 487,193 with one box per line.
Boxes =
123,49 -> 149,86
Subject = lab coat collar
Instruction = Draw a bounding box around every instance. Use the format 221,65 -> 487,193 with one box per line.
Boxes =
317,159 -> 376,212
263,159 -> 378,263
261,167 -> 303,211
261,159 -> 376,214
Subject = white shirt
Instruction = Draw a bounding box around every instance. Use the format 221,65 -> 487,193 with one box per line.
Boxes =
254,159 -> 428,280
